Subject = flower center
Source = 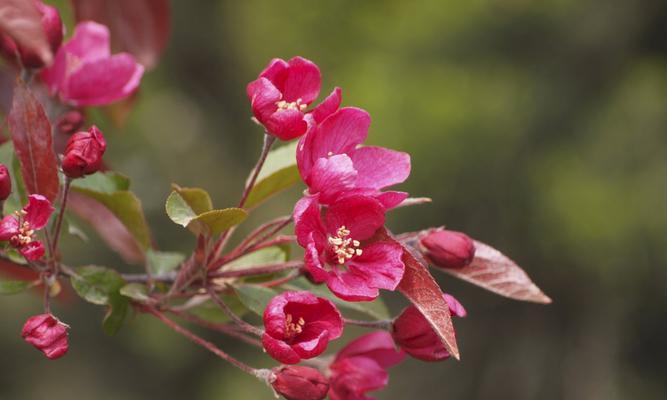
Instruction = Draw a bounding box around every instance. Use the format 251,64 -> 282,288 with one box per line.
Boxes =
285,313 -> 305,338
276,98 -> 307,112
328,226 -> 363,265
10,211 -> 34,247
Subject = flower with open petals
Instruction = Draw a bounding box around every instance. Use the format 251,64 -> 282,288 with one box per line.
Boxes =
392,294 -> 466,362
247,56 -> 341,140
297,107 -> 411,206
328,331 -> 405,400
41,21 -> 144,106
262,291 -> 343,364
0,194 -> 54,260
294,194 -> 404,301
22,313 -> 69,360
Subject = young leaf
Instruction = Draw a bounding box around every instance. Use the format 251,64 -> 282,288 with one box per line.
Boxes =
171,185 -> 212,214
120,283 -> 150,302
72,171 -> 131,193
103,292 -> 129,335
193,209 -> 248,235
70,265 -> 125,305
244,141 -> 300,209
0,279 -> 30,295
225,246 -> 289,271
7,79 -> 59,201
146,249 -> 185,275
0,0 -> 52,66
232,285 -> 277,316
166,191 -> 247,236
188,295 -> 247,324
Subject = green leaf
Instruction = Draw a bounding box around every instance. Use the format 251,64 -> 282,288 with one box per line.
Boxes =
120,283 -> 150,302
171,185 -> 212,214
284,278 -> 390,320
72,171 -> 130,193
193,208 -> 248,235
225,246 -> 289,271
188,295 -> 247,323
0,142 -> 25,213
0,279 -> 30,295
146,249 -> 185,275
103,292 -> 129,336
166,191 -> 247,236
165,191 -> 195,227
232,285 -> 277,316
70,265 -> 125,305
245,141 -> 300,209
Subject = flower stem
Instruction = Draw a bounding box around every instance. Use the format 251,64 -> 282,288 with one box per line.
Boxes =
50,177 -> 72,258
206,286 -> 263,336
208,261 -> 302,279
344,318 -> 393,330
168,308 -> 262,348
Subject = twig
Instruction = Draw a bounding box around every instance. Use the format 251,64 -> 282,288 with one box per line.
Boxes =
206,286 -> 263,337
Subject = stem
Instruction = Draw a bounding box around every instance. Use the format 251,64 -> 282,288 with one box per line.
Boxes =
344,318 -> 393,330
50,178 -> 71,257
232,215 -> 292,257
208,261 -> 302,279
146,307 -> 262,377
168,308 -> 262,348
206,286 -> 263,337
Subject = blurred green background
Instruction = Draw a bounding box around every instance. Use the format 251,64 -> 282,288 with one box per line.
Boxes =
2,0 -> 667,399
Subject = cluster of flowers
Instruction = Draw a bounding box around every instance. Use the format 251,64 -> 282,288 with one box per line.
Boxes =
248,57 -> 476,400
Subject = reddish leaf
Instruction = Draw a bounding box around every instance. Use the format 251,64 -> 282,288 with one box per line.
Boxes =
72,0 -> 170,69
7,79 -> 59,201
0,0 -> 52,66
376,228 -> 460,360
68,192 -> 145,264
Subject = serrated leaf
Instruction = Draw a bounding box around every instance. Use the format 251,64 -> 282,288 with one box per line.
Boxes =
146,249 -> 185,275
72,171 -> 130,193
284,278 -> 390,321
120,283 -> 150,302
70,265 -> 125,305
232,285 -> 277,316
245,141 -> 300,209
0,279 -> 30,295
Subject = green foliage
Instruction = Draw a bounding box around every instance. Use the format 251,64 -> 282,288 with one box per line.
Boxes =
165,190 -> 247,236
146,249 -> 186,275
232,284 -> 277,316
224,246 -> 289,271
244,141 -> 300,209
70,266 -> 129,335
120,283 -> 150,302
0,279 -> 30,295
188,295 -> 247,324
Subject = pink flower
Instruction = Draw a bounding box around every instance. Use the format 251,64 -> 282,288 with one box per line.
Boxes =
271,365 -> 329,400
328,331 -> 405,400
41,21 -> 144,107
0,163 -> 11,201
262,291 -> 343,364
0,194 -> 54,261
420,228 -> 476,269
296,107 -> 411,206
294,194 -> 404,301
22,314 -> 69,360
62,125 -> 107,178
247,56 -> 342,140
392,294 -> 466,362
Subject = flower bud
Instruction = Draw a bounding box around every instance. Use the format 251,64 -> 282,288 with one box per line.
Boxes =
0,164 -> 11,201
62,125 -> 107,178
55,110 -> 85,136
271,365 -> 329,400
420,229 -> 475,269
21,313 -> 69,360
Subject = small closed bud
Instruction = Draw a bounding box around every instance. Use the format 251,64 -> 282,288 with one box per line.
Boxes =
21,313 -> 69,360
271,365 -> 329,400
0,164 -> 11,201
62,125 -> 107,179
420,229 -> 475,269
55,110 -> 85,135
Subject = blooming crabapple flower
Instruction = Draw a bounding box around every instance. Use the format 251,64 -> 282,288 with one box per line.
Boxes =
262,291 -> 343,364
62,125 -> 107,178
0,0 -> 63,69
271,365 -> 329,400
0,164 -> 11,201
0,194 -> 54,261
420,228 -> 476,269
22,314 -> 69,359
296,107 -> 411,207
247,56 -> 342,140
294,194 -> 404,301
41,21 -> 144,107
392,294 -> 466,362
328,331 -> 405,400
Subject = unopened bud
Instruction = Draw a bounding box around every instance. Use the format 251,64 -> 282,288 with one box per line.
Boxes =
271,365 -> 329,400
420,229 -> 475,269
62,125 -> 107,178
0,164 -> 11,201
55,110 -> 85,135
21,313 -> 69,360
4,1 -> 64,69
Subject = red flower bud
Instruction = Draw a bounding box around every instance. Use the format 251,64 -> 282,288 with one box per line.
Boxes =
62,125 -> 107,178
55,110 -> 85,136
271,365 -> 329,400
0,164 -> 11,201
420,229 -> 475,269
21,313 -> 69,360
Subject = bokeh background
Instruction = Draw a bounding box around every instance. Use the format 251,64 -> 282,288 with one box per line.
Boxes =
2,0 -> 667,399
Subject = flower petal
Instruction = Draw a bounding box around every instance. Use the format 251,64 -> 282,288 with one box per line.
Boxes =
375,191 -> 409,209
325,195 -> 385,240
309,107 -> 370,163
283,56 -> 321,104
326,271 -> 379,302
0,215 -> 19,241
309,154 -> 357,204
293,195 -> 326,249
351,146 -> 411,190
310,87 -> 342,124
247,77 -> 281,121
266,108 -> 308,140
258,58 -> 289,89
61,21 -> 110,63
20,241 -> 45,261
348,241 -> 405,292
262,333 -> 301,364
335,331 -> 406,369
23,194 -> 54,230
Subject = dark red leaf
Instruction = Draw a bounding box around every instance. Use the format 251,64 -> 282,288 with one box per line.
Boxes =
7,79 -> 59,201
68,192 -> 145,264
375,228 -> 460,360
72,0 -> 170,69
0,0 -> 52,66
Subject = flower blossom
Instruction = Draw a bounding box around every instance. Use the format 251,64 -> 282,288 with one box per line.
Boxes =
247,56 -> 342,140
294,194 -> 404,301
22,313 -> 69,360
392,294 -> 466,362
0,163 -> 11,201
62,125 -> 107,178
271,365 -> 329,400
296,107 -> 411,206
0,194 -> 54,260
262,291 -> 343,364
328,331 -> 405,400
41,21 -> 144,107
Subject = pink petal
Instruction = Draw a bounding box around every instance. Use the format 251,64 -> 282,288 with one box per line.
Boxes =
0,215 -> 19,241
23,194 -> 54,230
61,21 -> 110,63
292,329 -> 329,359
375,191 -> 409,209
293,195 -> 326,249
20,241 -> 45,261
330,356 -> 389,398
309,107 -> 370,163
266,108 -> 308,141
258,58 -> 289,89
348,242 -> 405,292
351,146 -> 411,190
310,87 -> 342,124
304,238 -> 329,283
444,294 -> 467,318
325,195 -> 385,240
262,333 -> 301,364
326,271 -> 379,302
335,331 -> 405,369
65,53 -> 144,106
247,77 -> 281,120
282,56 -> 321,104
309,154 -> 357,204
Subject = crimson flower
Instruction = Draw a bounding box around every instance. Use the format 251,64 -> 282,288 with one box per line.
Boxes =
392,294 -> 466,362
271,365 -> 329,400
62,125 -> 107,178
262,291 -> 343,364
0,194 -> 54,261
0,163 -> 11,201
328,331 -> 405,400
247,56 -> 341,140
296,107 -> 411,206
41,21 -> 144,106
22,314 -> 69,360
294,194 -> 404,301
